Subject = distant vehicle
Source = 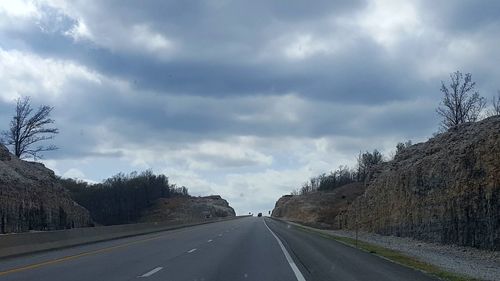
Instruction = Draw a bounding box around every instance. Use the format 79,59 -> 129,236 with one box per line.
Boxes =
257,213 -> 262,217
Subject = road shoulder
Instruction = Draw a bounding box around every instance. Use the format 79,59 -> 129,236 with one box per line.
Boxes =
269,217 -> 486,281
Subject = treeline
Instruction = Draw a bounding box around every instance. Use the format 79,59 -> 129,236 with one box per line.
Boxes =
295,165 -> 357,195
294,144 -> 412,195
61,170 -> 189,225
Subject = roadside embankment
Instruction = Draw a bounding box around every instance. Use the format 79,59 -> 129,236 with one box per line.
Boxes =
340,116 -> 500,250
272,117 -> 500,250
327,229 -> 499,281
0,144 -> 92,233
271,182 -> 366,228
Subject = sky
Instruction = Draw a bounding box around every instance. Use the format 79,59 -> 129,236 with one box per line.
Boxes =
1,0 -> 499,215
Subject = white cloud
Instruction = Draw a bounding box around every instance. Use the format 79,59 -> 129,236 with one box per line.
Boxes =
266,29 -> 354,61
62,167 -> 85,179
64,18 -> 92,41
88,135 -> 273,172
0,1 -> 177,59
131,24 -> 174,55
0,0 -> 40,19
283,34 -> 334,60
184,139 -> 273,170
356,0 -> 423,48
0,48 -> 101,101
67,20 -> 177,59
416,31 -> 496,80
0,0 -> 43,31
162,167 -> 216,197
64,19 -> 175,58
33,0 -> 177,59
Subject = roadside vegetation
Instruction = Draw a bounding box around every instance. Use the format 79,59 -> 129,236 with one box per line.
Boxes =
292,70 -> 499,196
61,170 -> 189,226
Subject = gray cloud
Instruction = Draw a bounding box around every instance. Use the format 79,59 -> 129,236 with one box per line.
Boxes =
1,0 -> 499,214
417,0 -> 500,32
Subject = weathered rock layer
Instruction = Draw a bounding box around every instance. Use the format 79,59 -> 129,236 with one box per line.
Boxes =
139,195 -> 236,223
272,183 -> 366,228
340,117 -> 500,250
0,145 -> 92,233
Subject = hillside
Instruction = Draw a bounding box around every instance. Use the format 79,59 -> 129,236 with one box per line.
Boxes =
64,173 -> 236,226
272,116 -> 500,250
0,145 -> 236,233
139,195 -> 235,223
272,182 -> 365,228
0,144 -> 92,233
340,116 -> 500,250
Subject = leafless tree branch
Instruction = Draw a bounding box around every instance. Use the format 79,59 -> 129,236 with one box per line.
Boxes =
1,97 -> 59,160
489,91 -> 500,116
436,71 -> 486,130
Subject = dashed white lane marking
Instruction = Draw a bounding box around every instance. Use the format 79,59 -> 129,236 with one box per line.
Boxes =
187,248 -> 197,253
138,267 -> 163,278
218,233 -> 223,237
264,219 -> 306,281
207,239 -> 213,243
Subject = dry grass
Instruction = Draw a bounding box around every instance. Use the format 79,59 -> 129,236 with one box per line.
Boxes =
294,224 -> 482,281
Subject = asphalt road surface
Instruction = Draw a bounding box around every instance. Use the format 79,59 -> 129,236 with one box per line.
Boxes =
0,217 -> 438,281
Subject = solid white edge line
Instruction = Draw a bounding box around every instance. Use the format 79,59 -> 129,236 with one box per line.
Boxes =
187,248 -> 197,253
264,219 -> 306,281
138,266 -> 163,278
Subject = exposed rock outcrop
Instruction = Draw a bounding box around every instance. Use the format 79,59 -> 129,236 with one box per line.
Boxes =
0,145 -> 93,233
139,195 -> 236,223
340,117 -> 500,250
272,183 -> 366,228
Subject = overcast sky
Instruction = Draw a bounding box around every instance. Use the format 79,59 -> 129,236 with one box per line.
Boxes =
1,0 -> 499,215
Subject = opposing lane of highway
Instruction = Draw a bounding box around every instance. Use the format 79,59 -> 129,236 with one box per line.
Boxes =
0,216 -> 439,281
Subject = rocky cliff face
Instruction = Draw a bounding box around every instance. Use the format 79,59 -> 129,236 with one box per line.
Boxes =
341,116 -> 500,250
272,183 -> 366,228
139,195 -> 236,223
0,145 -> 92,233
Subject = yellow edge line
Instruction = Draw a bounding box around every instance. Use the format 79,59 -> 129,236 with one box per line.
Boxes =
0,233 -> 166,276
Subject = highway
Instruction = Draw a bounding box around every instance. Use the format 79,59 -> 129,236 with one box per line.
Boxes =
0,217 -> 438,281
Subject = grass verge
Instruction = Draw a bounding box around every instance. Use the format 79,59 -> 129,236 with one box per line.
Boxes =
289,222 -> 481,281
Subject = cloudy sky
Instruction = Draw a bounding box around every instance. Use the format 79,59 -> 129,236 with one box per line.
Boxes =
1,0 -> 499,214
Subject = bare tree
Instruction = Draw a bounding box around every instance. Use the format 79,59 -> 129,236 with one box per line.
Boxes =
395,140 -> 412,156
1,97 -> 59,159
490,91 -> 500,116
436,71 -> 486,130
357,149 -> 383,182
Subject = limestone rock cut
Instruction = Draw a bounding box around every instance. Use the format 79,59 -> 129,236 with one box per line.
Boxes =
0,144 -> 93,233
139,195 -> 236,223
340,116 -> 500,250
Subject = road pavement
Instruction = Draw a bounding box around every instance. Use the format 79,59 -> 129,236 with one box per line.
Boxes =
0,217 -> 439,281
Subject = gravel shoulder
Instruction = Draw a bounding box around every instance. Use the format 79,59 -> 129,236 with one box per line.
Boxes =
316,227 -> 499,281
